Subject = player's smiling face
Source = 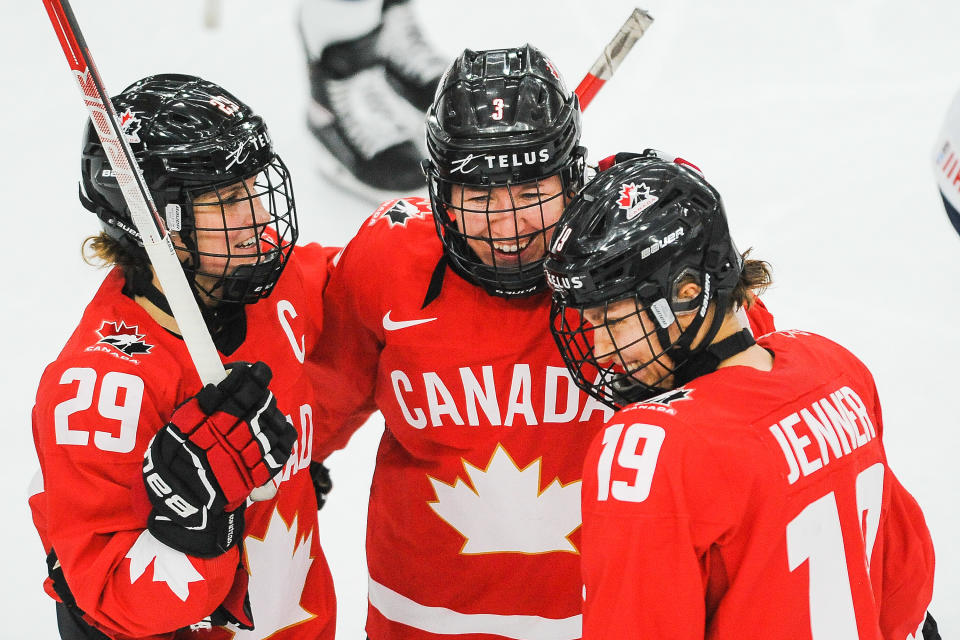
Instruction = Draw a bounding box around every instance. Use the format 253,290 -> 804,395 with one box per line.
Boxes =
582,281 -> 706,391
172,175 -> 277,298
584,297 -> 678,390
187,175 -> 272,269
449,175 -> 567,268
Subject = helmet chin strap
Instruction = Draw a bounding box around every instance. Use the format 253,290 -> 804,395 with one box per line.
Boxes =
669,288 -> 755,388
673,327 -> 755,387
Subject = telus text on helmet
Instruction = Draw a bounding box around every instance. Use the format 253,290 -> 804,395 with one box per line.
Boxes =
224,131 -> 271,171
546,273 -> 584,291
451,148 -> 551,174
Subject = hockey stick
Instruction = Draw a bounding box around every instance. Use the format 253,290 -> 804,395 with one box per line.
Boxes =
575,8 -> 654,110
43,0 -> 226,384
43,0 -> 277,501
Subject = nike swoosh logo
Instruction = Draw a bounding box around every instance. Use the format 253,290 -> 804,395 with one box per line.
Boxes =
382,311 -> 438,331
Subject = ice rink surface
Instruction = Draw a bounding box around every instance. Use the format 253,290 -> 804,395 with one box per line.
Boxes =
3,0 -> 959,637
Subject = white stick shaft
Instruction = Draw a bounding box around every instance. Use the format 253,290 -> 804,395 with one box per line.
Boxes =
586,8 -> 654,80
44,0 -> 226,386
575,7 -> 654,110
79,78 -> 226,385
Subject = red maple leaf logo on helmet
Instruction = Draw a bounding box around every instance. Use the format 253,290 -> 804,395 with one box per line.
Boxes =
617,183 -> 637,209
616,182 -> 659,220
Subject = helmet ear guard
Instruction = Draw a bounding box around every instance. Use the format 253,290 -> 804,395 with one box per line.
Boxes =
668,267 -> 704,314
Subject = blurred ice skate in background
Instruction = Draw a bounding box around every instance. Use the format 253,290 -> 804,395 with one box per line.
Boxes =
300,0 -> 447,202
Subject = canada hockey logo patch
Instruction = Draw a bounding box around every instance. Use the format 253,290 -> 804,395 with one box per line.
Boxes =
96,321 -> 154,355
617,182 -> 659,220
119,108 -> 142,144
369,198 -> 431,227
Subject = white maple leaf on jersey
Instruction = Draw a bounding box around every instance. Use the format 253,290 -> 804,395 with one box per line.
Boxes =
428,444 -> 581,554
230,508 -> 315,639
125,531 -> 204,601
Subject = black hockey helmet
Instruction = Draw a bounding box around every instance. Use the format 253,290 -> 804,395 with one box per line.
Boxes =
423,44 -> 585,298
545,153 -> 743,407
80,73 -> 298,305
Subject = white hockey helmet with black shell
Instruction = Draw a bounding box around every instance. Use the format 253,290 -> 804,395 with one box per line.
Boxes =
80,73 -> 298,305
545,154 -> 743,407
424,44 -> 585,298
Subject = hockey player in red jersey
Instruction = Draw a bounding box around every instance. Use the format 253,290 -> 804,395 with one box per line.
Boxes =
312,45 -> 596,640
30,74 -> 336,640
544,155 -> 939,639
312,47 -> 772,640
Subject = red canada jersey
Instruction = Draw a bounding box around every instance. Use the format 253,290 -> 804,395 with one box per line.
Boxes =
30,244 -> 337,640
581,330 -> 935,640
312,198 -> 777,640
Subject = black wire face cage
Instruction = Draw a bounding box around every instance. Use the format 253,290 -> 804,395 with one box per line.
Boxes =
550,287 -> 706,409
175,155 -> 297,306
428,167 -> 579,298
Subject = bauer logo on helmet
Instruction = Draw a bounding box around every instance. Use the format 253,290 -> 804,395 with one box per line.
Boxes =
640,227 -> 685,261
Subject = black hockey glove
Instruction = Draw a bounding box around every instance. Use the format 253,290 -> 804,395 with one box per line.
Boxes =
142,361 -> 298,557
310,461 -> 333,510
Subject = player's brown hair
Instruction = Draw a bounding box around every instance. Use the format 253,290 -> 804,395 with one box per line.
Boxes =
673,249 -> 771,311
733,250 -> 773,309
82,232 -> 148,279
